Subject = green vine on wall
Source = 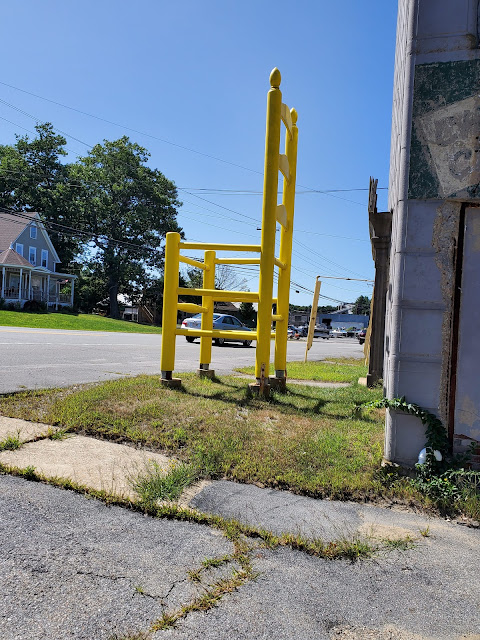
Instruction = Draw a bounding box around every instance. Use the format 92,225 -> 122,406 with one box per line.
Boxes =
360,397 -> 480,518
360,396 -> 449,466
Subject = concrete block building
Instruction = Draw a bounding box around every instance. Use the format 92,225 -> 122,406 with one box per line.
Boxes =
384,0 -> 480,465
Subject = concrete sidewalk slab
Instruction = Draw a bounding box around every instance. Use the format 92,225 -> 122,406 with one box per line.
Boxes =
0,434 -> 173,499
0,416 -> 56,443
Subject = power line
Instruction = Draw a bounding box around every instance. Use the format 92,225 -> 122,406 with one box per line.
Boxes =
0,165 -> 366,240
293,238 -> 368,279
0,97 -> 92,148
0,82 -> 388,205
178,187 -> 388,194
0,82 -> 266,176
0,207 -> 162,255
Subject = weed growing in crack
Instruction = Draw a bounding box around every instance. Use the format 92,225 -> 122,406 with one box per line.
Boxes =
202,554 -> 233,570
20,465 -> 36,480
381,536 -> 416,551
187,568 -> 202,583
47,427 -> 71,441
150,568 -> 251,632
130,459 -> 198,506
0,431 -> 22,451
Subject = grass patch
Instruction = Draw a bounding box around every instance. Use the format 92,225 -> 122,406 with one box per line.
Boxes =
130,460 -> 198,506
0,373 -> 385,500
0,310 -> 162,334
236,357 -> 367,383
1,371 -> 477,520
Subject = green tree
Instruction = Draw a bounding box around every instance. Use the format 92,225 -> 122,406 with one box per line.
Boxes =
353,295 -> 371,315
75,264 -> 107,313
0,122 -> 83,265
239,301 -> 256,327
71,137 -> 182,318
317,305 -> 337,314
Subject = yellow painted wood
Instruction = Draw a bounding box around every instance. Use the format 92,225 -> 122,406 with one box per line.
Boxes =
256,67 -> 283,381
215,257 -> 262,265
278,154 -> 290,182
281,103 -> 293,137
160,69 -> 298,391
160,232 -> 181,374
275,107 -> 299,375
177,287 -> 259,303
178,328 -> 257,340
180,242 -> 261,252
200,250 -> 215,367
276,204 -> 287,228
304,276 -> 321,362
177,303 -> 207,313
179,255 -> 207,270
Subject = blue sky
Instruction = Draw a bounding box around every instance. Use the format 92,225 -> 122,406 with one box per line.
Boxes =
1,1 -> 398,306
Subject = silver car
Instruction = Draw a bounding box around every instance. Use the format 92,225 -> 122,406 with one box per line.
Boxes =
181,313 -> 253,347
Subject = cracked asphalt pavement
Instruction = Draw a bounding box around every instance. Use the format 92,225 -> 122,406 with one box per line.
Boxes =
0,477 -> 232,640
1,476 -> 479,640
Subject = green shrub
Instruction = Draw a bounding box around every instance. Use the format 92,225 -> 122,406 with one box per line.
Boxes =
22,300 -> 47,313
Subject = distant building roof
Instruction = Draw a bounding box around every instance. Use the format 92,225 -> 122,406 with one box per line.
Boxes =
0,211 -> 38,253
214,301 -> 239,313
0,248 -> 34,268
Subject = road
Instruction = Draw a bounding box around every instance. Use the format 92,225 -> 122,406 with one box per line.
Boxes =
0,326 -> 364,393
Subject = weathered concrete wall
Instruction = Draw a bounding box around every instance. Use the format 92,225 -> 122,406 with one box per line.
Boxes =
385,0 -> 480,465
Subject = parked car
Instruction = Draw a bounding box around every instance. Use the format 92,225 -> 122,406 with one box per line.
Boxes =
296,325 -> 308,337
329,328 -> 347,338
314,324 -> 330,339
181,313 -> 253,347
293,324 -> 329,339
287,325 -> 299,339
357,329 -> 367,345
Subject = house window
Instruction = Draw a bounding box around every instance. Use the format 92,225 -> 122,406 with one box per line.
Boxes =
16,243 -> 23,257
30,224 -> 37,239
29,247 -> 36,266
41,249 -> 48,268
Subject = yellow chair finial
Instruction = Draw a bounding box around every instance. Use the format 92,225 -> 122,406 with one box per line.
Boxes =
270,68 -> 281,88
290,108 -> 298,125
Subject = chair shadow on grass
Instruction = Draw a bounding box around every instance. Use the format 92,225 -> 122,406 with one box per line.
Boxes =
170,374 -> 379,424
171,377 -> 339,418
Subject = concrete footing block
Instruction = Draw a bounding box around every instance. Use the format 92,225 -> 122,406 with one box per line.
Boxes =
197,368 -> 215,379
247,382 -> 270,398
160,377 -> 182,388
268,376 -> 286,391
